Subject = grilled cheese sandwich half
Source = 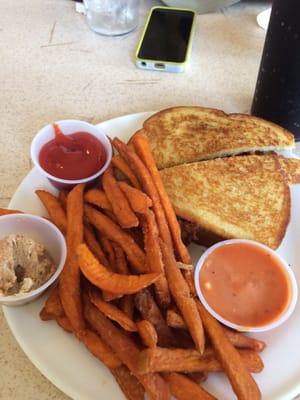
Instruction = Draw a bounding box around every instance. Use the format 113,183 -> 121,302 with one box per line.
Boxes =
160,154 -> 291,249
139,106 -> 295,169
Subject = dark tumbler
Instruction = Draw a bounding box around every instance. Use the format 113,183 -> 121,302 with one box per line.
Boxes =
251,0 -> 300,140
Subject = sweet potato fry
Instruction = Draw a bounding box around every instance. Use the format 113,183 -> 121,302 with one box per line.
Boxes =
65,183 -> 85,254
142,210 -> 171,309
102,291 -> 124,302
40,285 -> 64,321
111,365 -> 145,400
103,167 -> 139,229
166,309 -> 186,330
164,372 -> 216,400
134,289 -> 177,348
98,236 -> 116,270
84,299 -> 170,400
112,138 -> 173,251
85,205 -> 146,273
160,241 -> 205,354
84,302 -> 140,372
111,154 -> 141,189
35,190 -> 67,234
111,242 -> 129,274
84,224 -> 109,267
197,302 -> 261,400
136,320 -> 158,348
222,327 -> 266,352
59,183 -> 85,332
59,190 -> 68,211
84,188 -> 113,212
86,233 -> 123,302
118,181 -> 152,214
137,347 -> 264,374
0,208 -> 22,216
90,287 -> 137,332
166,310 -> 266,352
142,211 -> 163,274
76,329 -> 122,369
77,243 -> 160,295
56,315 -> 73,333
120,295 -> 135,320
131,133 -> 191,264
39,308 -> 53,321
137,374 -> 170,400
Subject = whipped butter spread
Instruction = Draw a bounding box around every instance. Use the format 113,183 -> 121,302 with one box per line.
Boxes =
0,234 -> 55,296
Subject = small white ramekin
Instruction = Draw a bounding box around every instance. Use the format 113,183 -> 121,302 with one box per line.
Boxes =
30,120 -> 112,189
0,214 -> 67,306
194,239 -> 298,333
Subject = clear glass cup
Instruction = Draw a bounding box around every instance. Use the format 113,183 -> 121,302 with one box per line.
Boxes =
83,0 -> 141,36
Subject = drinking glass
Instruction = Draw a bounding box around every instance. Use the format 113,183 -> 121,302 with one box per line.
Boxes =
83,0 -> 141,36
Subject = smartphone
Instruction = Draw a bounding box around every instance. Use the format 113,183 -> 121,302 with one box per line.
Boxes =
135,6 -> 196,73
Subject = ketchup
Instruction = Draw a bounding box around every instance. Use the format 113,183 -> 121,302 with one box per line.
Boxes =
39,124 -> 106,180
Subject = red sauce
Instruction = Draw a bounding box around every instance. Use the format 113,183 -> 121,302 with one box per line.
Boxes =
199,242 -> 291,327
39,124 -> 106,180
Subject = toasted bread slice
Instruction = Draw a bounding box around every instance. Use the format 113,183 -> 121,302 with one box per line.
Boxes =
277,156 -> 300,184
140,106 -> 295,169
160,154 -> 290,249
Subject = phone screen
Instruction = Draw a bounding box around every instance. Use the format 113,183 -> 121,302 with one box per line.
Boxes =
137,8 -> 195,63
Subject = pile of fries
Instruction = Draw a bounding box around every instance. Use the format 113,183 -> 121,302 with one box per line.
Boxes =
3,134 -> 266,399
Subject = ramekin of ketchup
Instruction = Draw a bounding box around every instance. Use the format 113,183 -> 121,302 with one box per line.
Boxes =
194,239 -> 298,333
31,120 -> 112,189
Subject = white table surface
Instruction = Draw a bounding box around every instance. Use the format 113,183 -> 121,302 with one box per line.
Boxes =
0,0 -> 275,399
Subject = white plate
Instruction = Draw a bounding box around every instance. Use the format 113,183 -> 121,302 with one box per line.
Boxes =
3,111 -> 300,400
